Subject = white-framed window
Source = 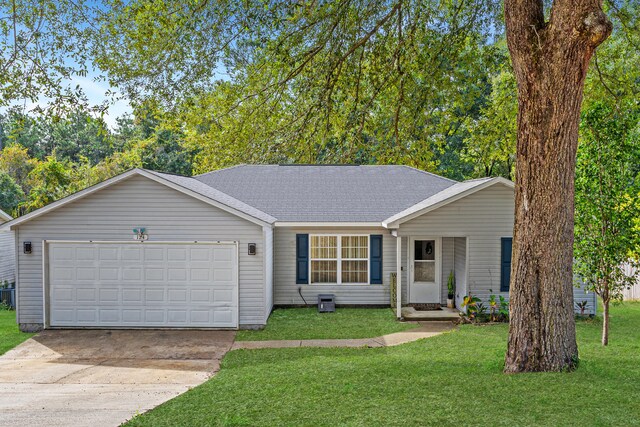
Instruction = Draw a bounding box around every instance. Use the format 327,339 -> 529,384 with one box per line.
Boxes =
310,235 -> 369,284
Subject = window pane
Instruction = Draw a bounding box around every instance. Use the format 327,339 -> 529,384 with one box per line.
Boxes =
311,236 -> 337,259
342,235 -> 368,259
414,240 -> 435,261
415,261 -> 435,282
342,260 -> 368,283
311,260 -> 337,283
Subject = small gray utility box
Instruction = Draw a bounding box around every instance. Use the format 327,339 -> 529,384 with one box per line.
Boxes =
318,294 -> 335,313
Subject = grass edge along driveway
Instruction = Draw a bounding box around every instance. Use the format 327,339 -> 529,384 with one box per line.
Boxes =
0,310 -> 34,355
127,303 -> 640,426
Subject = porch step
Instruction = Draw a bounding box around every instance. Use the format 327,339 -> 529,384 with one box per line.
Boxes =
401,307 -> 461,321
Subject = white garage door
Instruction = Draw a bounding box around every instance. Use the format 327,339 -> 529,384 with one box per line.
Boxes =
47,242 -> 238,328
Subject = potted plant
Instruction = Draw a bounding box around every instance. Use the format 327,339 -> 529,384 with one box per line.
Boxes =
447,271 -> 455,308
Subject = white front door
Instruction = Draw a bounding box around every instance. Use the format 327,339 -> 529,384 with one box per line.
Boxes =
409,238 -> 441,304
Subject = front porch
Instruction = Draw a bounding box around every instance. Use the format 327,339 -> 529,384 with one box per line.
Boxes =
391,233 -> 468,319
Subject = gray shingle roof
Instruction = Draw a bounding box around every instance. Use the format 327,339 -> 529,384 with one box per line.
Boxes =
145,170 -> 277,224
194,165 -> 457,222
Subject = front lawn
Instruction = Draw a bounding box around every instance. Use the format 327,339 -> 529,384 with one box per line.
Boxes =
0,309 -> 34,355
129,303 -> 640,426
236,307 -> 418,341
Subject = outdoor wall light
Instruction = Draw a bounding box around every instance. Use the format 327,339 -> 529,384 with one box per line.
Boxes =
248,243 -> 257,255
23,241 -> 32,254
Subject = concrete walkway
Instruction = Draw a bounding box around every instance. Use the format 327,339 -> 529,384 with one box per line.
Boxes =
231,321 -> 456,350
0,330 -> 235,427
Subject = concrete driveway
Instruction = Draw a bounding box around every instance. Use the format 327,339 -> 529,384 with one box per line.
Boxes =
0,329 -> 235,427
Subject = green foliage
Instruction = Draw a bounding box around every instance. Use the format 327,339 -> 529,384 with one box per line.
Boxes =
0,144 -> 36,194
462,67 -> 517,179
0,172 -> 24,215
0,1 -> 98,110
575,301 -> 590,317
462,292 -> 508,323
93,1 -> 505,173
447,271 -> 455,298
124,110 -> 198,176
574,100 -> 640,304
22,156 -> 74,213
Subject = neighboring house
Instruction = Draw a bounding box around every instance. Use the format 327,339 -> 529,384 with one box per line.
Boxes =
0,208 -> 15,286
0,165 -> 596,332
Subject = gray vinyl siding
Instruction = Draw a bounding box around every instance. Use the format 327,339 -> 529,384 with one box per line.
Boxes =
274,227 -> 395,305
0,229 -> 15,284
573,280 -> 598,315
15,175 -> 266,327
399,185 -> 515,303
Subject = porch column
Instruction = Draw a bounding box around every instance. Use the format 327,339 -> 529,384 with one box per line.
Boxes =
396,233 -> 402,319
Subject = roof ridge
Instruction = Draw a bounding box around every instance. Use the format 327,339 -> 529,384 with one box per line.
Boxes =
399,165 -> 458,184
192,163 -> 247,178
462,177 -> 494,183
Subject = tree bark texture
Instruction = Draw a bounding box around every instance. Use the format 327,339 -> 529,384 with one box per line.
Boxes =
602,299 -> 609,346
504,0 -> 611,372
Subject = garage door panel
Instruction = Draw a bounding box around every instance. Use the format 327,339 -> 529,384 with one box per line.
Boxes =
144,310 -> 165,323
144,268 -> 165,281
51,267 -> 74,282
76,288 -> 97,302
122,309 -> 142,323
122,267 -> 142,281
48,242 -> 238,328
122,288 -> 142,303
76,247 -> 96,260
168,289 -> 187,302
168,248 -> 187,261
167,268 -> 187,281
99,309 -> 120,322
99,268 -> 120,281
99,247 -> 119,261
122,247 -> 142,261
77,309 -> 97,322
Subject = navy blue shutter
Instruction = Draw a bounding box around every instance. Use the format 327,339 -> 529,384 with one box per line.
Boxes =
500,237 -> 513,292
296,234 -> 309,284
370,235 -> 383,284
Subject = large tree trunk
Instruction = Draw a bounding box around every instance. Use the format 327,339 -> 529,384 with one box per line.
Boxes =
504,0 -> 611,373
602,298 -> 609,346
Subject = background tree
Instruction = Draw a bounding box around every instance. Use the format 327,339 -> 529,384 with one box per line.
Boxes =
462,68 -> 517,179
574,101 -> 640,346
0,144 -> 36,194
0,171 -> 25,215
0,0 -> 100,111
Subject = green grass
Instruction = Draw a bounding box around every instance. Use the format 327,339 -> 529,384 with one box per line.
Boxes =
236,307 -> 418,341
128,303 -> 640,426
0,309 -> 34,355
